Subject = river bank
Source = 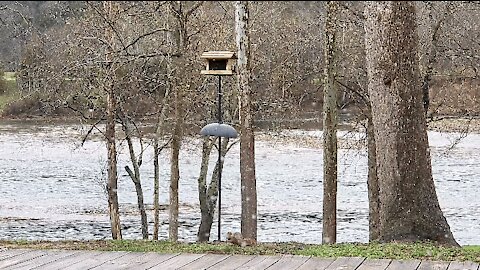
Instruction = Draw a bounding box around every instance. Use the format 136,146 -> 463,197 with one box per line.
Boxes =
1,240 -> 480,263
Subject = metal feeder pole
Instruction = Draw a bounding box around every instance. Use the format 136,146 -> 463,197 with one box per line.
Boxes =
217,75 -> 222,242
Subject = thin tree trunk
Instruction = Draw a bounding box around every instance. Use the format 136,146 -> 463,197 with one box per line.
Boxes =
125,164 -> 148,239
123,124 -> 148,240
364,1 -> 458,246
367,112 -> 380,241
169,85 -> 182,242
104,1 -> 121,240
169,132 -> 181,243
197,138 -> 214,242
235,1 -> 257,240
322,0 -> 338,245
153,138 -> 160,240
197,138 -> 229,242
153,79 -> 170,240
106,88 -> 121,240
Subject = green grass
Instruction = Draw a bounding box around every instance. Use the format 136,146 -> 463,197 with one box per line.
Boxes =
0,81 -> 20,112
3,72 -> 17,81
0,72 -> 20,113
298,242 -> 480,262
1,240 -> 479,262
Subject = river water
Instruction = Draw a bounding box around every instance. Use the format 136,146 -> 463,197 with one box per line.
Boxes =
0,121 -> 479,245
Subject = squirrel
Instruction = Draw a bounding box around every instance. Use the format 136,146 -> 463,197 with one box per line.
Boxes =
226,232 -> 257,247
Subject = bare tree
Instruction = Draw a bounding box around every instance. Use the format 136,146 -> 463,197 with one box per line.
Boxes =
322,1 -> 338,245
364,1 -> 458,246
167,1 -> 204,242
235,0 -> 257,240
103,1 -> 122,240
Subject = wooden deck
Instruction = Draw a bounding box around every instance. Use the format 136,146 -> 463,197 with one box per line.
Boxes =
0,248 -> 479,270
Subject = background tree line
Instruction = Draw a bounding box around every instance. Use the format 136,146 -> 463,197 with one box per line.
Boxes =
2,1 -> 478,119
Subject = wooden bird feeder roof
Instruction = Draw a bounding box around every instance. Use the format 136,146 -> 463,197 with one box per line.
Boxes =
200,51 -> 237,60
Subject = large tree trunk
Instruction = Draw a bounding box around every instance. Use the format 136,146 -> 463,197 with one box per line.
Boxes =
364,1 -> 458,246
104,1 -> 121,240
235,1 -> 257,241
322,0 -> 338,245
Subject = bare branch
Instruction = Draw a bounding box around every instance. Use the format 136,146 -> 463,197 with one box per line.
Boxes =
80,118 -> 104,146
120,28 -> 170,53
185,1 -> 204,18
335,78 -> 369,106
86,1 -> 127,51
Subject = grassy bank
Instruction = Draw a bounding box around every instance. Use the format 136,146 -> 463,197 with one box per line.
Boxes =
1,240 -> 479,263
0,72 -> 20,113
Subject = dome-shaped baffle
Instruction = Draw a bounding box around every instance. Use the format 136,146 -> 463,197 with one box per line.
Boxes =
200,123 -> 238,138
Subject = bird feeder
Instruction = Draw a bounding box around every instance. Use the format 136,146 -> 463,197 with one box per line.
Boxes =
200,51 -> 237,76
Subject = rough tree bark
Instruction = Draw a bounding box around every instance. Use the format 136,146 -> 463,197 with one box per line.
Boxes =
364,1 -> 458,246
367,112 -> 380,241
197,138 -> 215,242
153,137 -> 160,240
322,0 -> 338,245
169,86 -> 182,242
197,138 -> 229,242
104,1 -> 122,240
235,0 -> 257,240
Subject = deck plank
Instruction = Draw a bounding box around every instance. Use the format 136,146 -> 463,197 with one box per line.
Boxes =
0,250 -> 47,269
62,251 -> 128,270
114,252 -> 180,270
89,251 -> 151,270
206,254 -> 256,270
417,260 -> 450,270
266,254 -> 311,270
149,253 -> 206,270
447,261 -> 480,270
386,259 -> 421,270
2,249 -> 480,270
0,249 -> 31,261
178,254 -> 231,270
356,259 -> 392,270
296,257 -> 335,270
34,250 -> 102,270
325,257 -> 365,270
5,250 -> 78,270
236,255 -> 283,270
